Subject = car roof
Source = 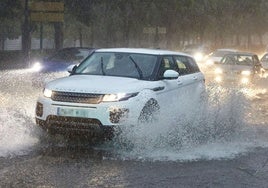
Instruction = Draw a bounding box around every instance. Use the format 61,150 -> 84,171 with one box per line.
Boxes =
95,48 -> 192,56
215,48 -> 238,52
224,51 -> 257,56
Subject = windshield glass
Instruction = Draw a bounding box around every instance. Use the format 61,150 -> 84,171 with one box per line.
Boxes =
220,54 -> 254,66
74,52 -> 158,80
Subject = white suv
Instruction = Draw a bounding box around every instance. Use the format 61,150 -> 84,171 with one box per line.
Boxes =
35,48 -> 205,137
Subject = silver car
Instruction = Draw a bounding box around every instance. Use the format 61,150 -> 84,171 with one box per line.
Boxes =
213,52 -> 262,85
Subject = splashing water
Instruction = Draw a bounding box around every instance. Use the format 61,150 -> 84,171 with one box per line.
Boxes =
105,84 -> 268,161
0,109 -> 39,157
0,70 -> 40,157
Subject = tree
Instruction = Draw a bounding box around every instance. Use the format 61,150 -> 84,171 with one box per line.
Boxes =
0,0 -> 22,50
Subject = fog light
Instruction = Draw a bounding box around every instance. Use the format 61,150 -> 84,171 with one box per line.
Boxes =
36,102 -> 43,117
109,108 -> 129,123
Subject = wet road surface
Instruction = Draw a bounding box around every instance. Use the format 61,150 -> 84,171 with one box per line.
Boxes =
1,145 -> 268,187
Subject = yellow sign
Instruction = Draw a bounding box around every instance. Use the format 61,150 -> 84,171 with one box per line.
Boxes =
30,2 -> 64,22
30,2 -> 64,12
30,12 -> 64,22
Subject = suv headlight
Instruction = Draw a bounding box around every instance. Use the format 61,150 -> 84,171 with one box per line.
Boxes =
241,70 -> 251,76
43,88 -> 53,98
102,92 -> 138,102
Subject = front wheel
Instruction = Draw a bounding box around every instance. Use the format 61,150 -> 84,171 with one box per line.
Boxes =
138,99 -> 160,124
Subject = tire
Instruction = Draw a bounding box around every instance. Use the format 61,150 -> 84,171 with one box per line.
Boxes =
138,99 -> 160,124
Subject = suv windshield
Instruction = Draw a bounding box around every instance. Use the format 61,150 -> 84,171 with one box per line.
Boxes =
74,52 -> 158,80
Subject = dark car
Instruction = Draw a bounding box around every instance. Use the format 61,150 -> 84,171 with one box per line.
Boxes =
212,52 -> 263,85
30,47 -> 94,87
30,47 -> 94,73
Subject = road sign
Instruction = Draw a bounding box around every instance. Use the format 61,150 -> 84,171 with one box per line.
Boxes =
30,2 -> 64,12
30,12 -> 64,22
30,2 -> 64,22
143,27 -> 156,34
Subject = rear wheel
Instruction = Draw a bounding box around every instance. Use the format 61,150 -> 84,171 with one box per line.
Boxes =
138,99 -> 160,123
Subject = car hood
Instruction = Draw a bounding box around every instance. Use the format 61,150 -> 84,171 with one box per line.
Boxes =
45,75 -> 154,94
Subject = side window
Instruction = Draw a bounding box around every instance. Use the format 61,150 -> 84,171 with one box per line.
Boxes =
158,56 -> 175,78
174,56 -> 192,75
187,57 -> 200,73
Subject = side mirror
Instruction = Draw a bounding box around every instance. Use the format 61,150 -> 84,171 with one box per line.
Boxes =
67,64 -> 77,74
163,70 -> 179,79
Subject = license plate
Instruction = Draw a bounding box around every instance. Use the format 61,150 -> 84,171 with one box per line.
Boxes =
57,107 -> 88,118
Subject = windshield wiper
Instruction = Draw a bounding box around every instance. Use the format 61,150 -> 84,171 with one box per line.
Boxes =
100,57 -> 106,75
129,55 -> 143,79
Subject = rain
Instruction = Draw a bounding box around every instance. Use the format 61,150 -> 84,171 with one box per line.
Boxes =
1,0 -> 268,187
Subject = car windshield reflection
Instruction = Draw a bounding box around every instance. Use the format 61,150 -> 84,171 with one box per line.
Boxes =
74,52 -> 157,80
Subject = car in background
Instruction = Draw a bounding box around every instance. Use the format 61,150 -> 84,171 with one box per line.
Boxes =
260,52 -> 268,78
204,48 -> 238,66
213,52 -> 263,85
30,47 -> 95,87
35,48 -> 206,138
182,44 -> 211,62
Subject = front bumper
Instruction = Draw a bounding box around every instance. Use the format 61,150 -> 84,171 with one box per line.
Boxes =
36,116 -> 114,137
35,96 -> 142,135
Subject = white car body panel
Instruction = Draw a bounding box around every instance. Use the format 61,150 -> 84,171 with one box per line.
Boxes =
35,48 -> 205,135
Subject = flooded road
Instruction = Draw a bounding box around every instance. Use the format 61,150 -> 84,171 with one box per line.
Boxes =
0,69 -> 268,187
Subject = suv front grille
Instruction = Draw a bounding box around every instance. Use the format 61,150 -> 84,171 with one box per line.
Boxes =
44,115 -> 103,135
51,91 -> 104,104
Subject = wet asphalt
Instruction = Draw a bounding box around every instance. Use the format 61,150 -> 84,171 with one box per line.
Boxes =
1,144 -> 268,187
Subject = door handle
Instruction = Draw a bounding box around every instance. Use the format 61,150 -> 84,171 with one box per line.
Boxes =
193,76 -> 198,80
177,80 -> 183,85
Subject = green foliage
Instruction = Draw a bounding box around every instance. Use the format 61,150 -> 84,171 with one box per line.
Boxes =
61,0 -> 268,49
0,0 -> 21,18
0,0 -> 22,40
1,0 -> 268,50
